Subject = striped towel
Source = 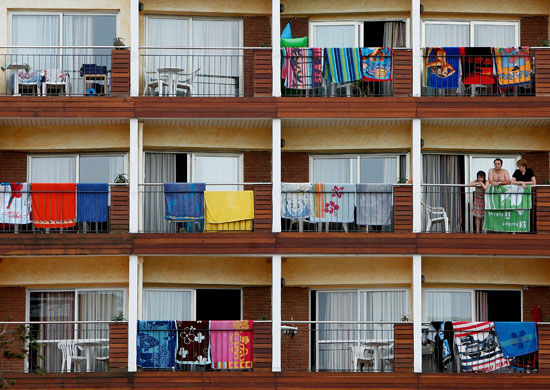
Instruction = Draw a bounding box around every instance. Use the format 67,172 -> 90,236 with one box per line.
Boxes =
282,47 -> 323,89
323,48 -> 362,83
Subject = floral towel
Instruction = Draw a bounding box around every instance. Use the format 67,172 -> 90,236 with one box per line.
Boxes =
492,47 -> 532,87
311,183 -> 356,223
281,183 -> 312,219
282,47 -> 323,89
176,321 -> 210,365
0,183 -> 31,224
361,47 -> 392,82
137,320 -> 177,369
210,320 -> 254,370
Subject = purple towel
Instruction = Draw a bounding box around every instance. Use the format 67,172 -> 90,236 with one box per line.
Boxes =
164,183 -> 205,221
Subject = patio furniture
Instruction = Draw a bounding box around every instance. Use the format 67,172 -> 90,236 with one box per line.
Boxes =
58,340 -> 86,372
175,68 -> 200,96
42,69 -> 70,96
422,202 -> 449,232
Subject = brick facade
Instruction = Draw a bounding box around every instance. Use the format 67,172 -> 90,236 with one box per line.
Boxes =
243,286 -> 272,320
280,18 -> 309,40
0,151 -> 27,182
520,16 -> 549,47
523,287 -> 550,322
244,151 -> 272,183
522,151 -> 549,183
0,287 -> 26,372
244,16 -> 271,97
282,152 -> 309,182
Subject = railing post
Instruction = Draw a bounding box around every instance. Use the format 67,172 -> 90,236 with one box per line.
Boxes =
536,187 -> 550,233
128,255 -> 139,372
129,119 -> 139,233
254,49 -> 273,96
393,49 -> 412,97
130,0 -> 140,97
393,185 -> 413,232
410,0 -> 421,97
271,0 -> 281,97
538,323 -> 550,372
394,323 -> 414,372
272,119 -> 282,233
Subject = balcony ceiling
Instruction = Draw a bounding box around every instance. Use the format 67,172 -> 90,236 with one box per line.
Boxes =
0,118 -> 129,127
423,118 -> 550,127
142,118 -> 272,127
282,118 -> 411,127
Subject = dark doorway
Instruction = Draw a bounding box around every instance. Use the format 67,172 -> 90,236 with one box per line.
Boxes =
363,21 -> 385,46
196,289 -> 241,320
487,290 -> 522,321
175,153 -> 188,182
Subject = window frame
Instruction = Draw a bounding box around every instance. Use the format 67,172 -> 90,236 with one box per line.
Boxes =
422,288 -> 475,322
421,19 -> 519,47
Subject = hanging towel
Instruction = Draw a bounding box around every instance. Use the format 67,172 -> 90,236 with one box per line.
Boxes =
210,320 -> 254,370
453,321 -> 510,372
430,321 -> 454,371
356,184 -> 393,226
493,322 -> 538,358
164,183 -> 205,222
137,320 -> 177,369
311,183 -> 356,223
492,47 -> 532,87
31,183 -> 76,228
76,183 -> 108,223
484,185 -> 531,232
323,48 -> 362,83
281,47 -> 323,89
0,183 -> 31,224
175,320 -> 211,365
204,191 -> 254,231
281,183 -> 312,219
361,47 -> 393,82
424,47 -> 460,89
460,47 -> 495,85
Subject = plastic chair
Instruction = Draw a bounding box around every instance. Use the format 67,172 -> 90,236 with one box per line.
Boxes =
380,345 -> 394,372
143,71 -> 168,96
95,345 -> 109,371
42,69 -> 70,96
175,68 -> 200,96
58,340 -> 85,372
422,202 -> 449,232
350,345 -> 374,372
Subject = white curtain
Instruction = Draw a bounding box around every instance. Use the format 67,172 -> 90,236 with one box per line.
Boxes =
359,290 -> 407,341
313,158 -> 356,183
474,24 -> 516,47
80,155 -> 124,183
31,156 -> 76,182
383,22 -> 406,47
314,24 -> 356,47
192,19 -> 240,96
78,290 -> 124,337
144,152 -> 177,232
12,15 -> 60,71
194,155 -> 239,191
424,23 -> 470,47
360,157 -> 397,184
425,291 -> 472,322
144,290 -> 193,321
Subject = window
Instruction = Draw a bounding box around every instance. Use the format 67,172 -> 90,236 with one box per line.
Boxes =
423,289 -> 473,322
29,154 -> 126,183
310,20 -> 408,47
145,16 -> 243,96
311,154 -> 406,184
423,20 -> 519,47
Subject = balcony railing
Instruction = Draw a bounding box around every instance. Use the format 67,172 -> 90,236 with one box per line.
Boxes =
0,321 -> 112,373
421,184 -> 538,234
0,184 -> 124,233
0,46 -> 127,96
422,48 -> 535,97
422,322 -> 539,373
281,183 -> 396,232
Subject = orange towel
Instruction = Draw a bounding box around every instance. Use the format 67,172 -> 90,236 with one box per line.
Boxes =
31,183 -> 77,228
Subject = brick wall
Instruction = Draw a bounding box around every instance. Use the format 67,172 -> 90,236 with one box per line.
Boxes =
281,287 -> 309,371
523,287 -> 550,322
243,286 -> 272,320
244,16 -> 271,97
281,18 -> 309,40
0,151 -> 27,182
521,16 -> 549,47
244,151 -> 272,183
282,152 -> 309,182
522,151 -> 550,182
0,287 -> 26,372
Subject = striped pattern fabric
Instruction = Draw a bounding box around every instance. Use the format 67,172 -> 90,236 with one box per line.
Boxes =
453,322 -> 510,372
323,48 -> 362,83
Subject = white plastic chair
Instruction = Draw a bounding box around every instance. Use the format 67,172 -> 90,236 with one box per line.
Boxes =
380,345 -> 394,372
42,69 -> 70,96
58,340 -> 85,372
350,345 -> 374,372
422,202 -> 449,233
143,71 -> 168,96
175,68 -> 200,96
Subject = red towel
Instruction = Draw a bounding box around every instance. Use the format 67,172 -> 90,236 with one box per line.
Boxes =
31,183 -> 76,228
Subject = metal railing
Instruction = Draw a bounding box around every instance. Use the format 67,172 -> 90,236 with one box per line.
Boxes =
422,50 -> 535,97
0,46 -> 118,96
422,322 -> 538,373
281,183 -> 395,232
139,47 -> 267,97
421,183 -> 538,233
0,321 -> 113,373
0,184 -> 116,233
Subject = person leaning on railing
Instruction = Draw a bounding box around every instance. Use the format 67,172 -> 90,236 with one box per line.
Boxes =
511,159 -> 536,189
488,158 -> 511,186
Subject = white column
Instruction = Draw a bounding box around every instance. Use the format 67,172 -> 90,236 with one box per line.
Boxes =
412,255 -> 422,373
129,119 -> 139,233
272,0 -> 281,97
272,255 -> 282,372
411,0 -> 421,97
128,255 -> 139,372
130,0 -> 140,96
137,257 -> 144,320
412,119 -> 422,232
137,122 -> 144,233
272,119 -> 282,233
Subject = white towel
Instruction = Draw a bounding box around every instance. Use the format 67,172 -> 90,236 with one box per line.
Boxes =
0,183 -> 32,224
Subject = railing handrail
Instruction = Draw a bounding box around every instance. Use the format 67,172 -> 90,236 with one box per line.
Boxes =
0,46 -> 128,49
139,182 -> 272,186
422,183 -> 550,187
281,320 -> 409,325
0,320 -> 125,325
140,46 -> 268,50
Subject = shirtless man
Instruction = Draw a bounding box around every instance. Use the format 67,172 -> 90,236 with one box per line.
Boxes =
488,158 -> 511,186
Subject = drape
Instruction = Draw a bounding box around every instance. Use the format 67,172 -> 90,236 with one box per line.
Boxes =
359,291 -> 407,341
313,158 -> 356,183
474,24 -> 515,47
78,290 -> 124,337
476,290 -> 488,321
424,24 -> 470,47
314,24 -> 356,47
360,157 -> 396,183
31,156 -> 76,182
12,15 -> 60,71
383,22 -> 406,47
425,291 -> 472,322
144,153 -> 177,232
144,290 -> 193,321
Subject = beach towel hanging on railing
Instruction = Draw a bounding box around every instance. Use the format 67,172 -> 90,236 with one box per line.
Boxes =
281,47 -> 323,89
322,48 -> 362,83
361,47 -> 393,82
492,47 -> 531,87
423,47 -> 460,89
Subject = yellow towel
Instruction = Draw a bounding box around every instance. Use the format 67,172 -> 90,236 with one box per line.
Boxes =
204,191 -> 254,232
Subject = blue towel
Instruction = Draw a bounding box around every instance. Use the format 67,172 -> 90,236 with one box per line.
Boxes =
425,47 -> 460,89
494,322 -> 538,358
76,183 -> 108,222
164,183 -> 205,221
137,320 -> 177,369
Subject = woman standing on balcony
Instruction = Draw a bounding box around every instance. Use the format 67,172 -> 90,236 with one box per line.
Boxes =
511,159 -> 536,188
468,171 -> 489,234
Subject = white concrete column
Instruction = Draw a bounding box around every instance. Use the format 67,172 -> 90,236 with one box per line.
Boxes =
411,0 -> 421,97
130,0 -> 140,96
137,257 -> 144,320
137,122 -> 144,233
272,119 -> 282,232
272,255 -> 282,372
129,119 -> 139,233
128,255 -> 139,372
412,255 -> 422,373
272,0 -> 281,97
412,119 -> 422,232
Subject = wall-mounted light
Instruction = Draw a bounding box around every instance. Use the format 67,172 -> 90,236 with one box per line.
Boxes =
281,138 -> 286,148
421,274 -> 425,283
420,3 -> 424,13
139,2 -> 144,12
281,277 -> 286,287
421,138 -> 424,148
280,4 -> 284,13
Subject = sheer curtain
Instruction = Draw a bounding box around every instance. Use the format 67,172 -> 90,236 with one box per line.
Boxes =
79,155 -> 124,183
313,158 -> 356,183
474,24 -> 516,47
12,15 -> 60,71
78,290 -> 124,338
424,23 -> 470,47
425,291 -> 472,322
144,153 -> 177,232
314,24 -> 357,47
144,290 -> 193,320
360,157 -> 397,183
192,19 -> 240,96
31,156 -> 76,182
383,22 -> 406,47
193,155 -> 240,191
359,290 -> 407,341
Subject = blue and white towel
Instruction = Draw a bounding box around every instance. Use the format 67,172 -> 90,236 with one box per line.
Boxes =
77,183 -> 108,222
494,322 -> 538,358
164,183 -> 205,222
282,183 -> 312,219
137,320 -> 177,369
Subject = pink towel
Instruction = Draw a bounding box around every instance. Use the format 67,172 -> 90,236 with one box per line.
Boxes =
209,320 -> 254,369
